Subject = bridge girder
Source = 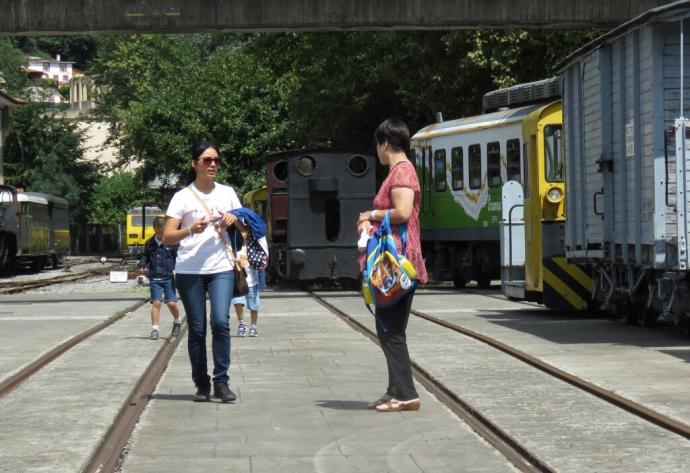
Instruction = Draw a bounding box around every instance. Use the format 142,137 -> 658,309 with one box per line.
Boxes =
1,0 -> 677,35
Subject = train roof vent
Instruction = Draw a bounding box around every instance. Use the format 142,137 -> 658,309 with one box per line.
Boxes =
482,77 -> 561,113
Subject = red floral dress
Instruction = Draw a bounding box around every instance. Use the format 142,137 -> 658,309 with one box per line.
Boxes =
360,160 -> 428,283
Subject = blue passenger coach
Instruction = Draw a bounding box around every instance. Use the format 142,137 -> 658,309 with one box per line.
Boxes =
559,1 -> 690,326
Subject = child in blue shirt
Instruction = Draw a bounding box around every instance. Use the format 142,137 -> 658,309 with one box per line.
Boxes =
137,216 -> 181,340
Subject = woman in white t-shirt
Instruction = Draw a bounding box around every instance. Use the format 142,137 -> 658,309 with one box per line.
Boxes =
163,140 -> 245,403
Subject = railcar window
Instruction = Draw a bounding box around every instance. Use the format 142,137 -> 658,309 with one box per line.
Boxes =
132,216 -> 159,227
469,144 -> 481,189
523,142 -> 530,199
451,147 -> 463,190
487,142 -> 501,188
507,139 -> 521,183
434,149 -> 447,192
544,125 -> 564,182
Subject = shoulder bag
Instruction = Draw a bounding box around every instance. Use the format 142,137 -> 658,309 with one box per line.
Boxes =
188,186 -> 249,296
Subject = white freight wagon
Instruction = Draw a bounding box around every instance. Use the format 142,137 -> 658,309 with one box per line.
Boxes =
559,1 -> 690,326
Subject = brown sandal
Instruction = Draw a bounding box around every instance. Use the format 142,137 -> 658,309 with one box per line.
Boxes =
375,398 -> 421,412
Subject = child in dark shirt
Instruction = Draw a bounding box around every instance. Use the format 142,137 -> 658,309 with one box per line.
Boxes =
137,217 -> 181,340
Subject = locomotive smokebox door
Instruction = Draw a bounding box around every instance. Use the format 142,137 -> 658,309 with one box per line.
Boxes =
285,150 -> 376,281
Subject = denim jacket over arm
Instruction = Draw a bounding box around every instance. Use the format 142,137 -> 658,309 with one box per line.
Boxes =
137,237 -> 178,279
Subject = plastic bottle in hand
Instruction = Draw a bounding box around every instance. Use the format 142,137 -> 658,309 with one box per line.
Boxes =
357,228 -> 370,251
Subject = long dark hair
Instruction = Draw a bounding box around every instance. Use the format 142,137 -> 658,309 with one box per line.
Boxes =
186,139 -> 220,185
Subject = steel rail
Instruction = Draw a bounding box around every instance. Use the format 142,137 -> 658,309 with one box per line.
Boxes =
0,265 -> 125,294
310,292 -> 555,473
411,308 -> 690,440
84,321 -> 188,473
0,298 -> 148,398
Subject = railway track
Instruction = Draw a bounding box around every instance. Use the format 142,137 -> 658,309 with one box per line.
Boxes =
84,321 -> 187,473
0,264 -> 132,295
0,298 -> 149,398
309,292 -> 553,473
0,294 -> 185,473
409,307 -> 690,440
309,290 -> 690,473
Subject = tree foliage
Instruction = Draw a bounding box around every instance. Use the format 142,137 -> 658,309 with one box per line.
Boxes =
91,34 -> 295,196
0,38 -> 28,95
88,172 -> 150,225
3,104 -> 100,224
92,29 -> 600,196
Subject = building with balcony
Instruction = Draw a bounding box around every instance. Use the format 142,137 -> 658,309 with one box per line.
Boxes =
26,55 -> 75,84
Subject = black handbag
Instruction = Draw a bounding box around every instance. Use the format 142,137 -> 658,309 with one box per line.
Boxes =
233,261 -> 249,296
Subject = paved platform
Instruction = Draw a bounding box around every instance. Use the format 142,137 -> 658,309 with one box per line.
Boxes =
411,289 -> 690,425
0,293 -> 145,384
0,293 -> 167,473
323,290 -> 690,472
122,292 -> 516,473
5,287 -> 690,472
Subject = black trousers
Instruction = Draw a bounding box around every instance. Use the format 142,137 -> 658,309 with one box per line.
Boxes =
374,289 -> 418,401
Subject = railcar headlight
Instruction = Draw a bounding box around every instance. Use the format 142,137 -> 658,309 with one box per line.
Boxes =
546,187 -> 563,204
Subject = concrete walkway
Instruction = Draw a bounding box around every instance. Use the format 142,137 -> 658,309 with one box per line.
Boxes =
122,292 -> 516,473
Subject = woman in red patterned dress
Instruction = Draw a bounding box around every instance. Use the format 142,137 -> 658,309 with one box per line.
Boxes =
357,118 -> 428,412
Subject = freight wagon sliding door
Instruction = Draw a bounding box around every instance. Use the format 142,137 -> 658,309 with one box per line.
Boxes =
564,53 -> 604,258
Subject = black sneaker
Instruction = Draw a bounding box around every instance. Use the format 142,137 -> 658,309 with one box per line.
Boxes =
213,382 -> 237,403
193,385 -> 211,402
171,322 -> 181,338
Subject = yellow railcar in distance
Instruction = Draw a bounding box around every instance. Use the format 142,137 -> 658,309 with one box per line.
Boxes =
124,205 -> 163,256
242,185 -> 268,222
243,185 -> 269,237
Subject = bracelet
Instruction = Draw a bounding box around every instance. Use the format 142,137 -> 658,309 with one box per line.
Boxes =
370,210 -> 377,221
188,226 -> 193,237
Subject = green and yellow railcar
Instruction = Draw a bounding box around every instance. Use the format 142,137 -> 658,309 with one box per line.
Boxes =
412,105 -> 539,288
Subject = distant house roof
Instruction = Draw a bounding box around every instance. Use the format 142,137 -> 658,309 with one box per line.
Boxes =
0,89 -> 26,107
27,56 -> 75,65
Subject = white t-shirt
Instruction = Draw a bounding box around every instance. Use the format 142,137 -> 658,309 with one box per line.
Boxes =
166,182 -> 242,274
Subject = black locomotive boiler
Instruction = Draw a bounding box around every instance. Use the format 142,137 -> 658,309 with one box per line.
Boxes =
264,148 -> 376,284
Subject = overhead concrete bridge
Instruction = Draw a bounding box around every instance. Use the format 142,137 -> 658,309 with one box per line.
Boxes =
1,0 -> 678,35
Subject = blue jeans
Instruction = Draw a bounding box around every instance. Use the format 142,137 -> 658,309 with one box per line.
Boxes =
176,271 -> 234,387
149,278 -> 177,303
231,285 -> 261,312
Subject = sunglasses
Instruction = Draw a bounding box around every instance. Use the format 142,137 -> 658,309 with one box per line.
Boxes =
199,157 -> 221,165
